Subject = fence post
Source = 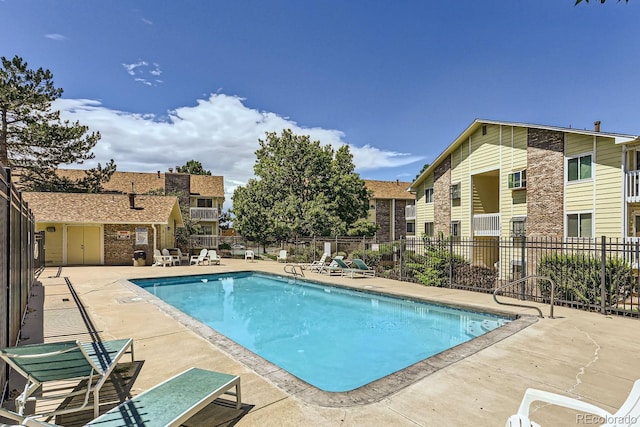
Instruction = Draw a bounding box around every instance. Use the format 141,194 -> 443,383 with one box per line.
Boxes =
448,237 -> 453,288
520,236 -> 527,299
600,235 -> 607,315
399,236 -> 403,281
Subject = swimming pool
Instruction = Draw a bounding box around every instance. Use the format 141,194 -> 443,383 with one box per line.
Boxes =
131,272 -> 512,393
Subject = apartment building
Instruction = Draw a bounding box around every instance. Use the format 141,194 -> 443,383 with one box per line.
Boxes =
58,168 -> 225,249
364,180 -> 415,241
408,119 -> 640,244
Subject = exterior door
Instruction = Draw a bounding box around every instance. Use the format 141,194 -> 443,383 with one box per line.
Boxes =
66,225 -> 101,265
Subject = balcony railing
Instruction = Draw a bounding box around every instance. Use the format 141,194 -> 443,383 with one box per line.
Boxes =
189,207 -> 219,221
405,204 -> 416,220
626,171 -> 640,203
190,235 -> 219,248
473,213 -> 501,236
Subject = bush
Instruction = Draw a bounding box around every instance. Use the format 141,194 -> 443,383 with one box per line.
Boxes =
537,254 -> 634,306
349,249 -> 382,267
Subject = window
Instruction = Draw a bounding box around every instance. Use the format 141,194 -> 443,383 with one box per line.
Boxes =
424,187 -> 434,203
510,216 -> 527,237
508,170 -> 527,190
482,125 -> 487,136
407,222 -> 415,233
196,198 -> 213,208
450,183 -> 461,200
567,154 -> 592,182
424,222 -> 434,237
450,221 -> 461,237
567,213 -> 592,238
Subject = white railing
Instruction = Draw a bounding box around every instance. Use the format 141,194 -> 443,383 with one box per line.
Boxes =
190,235 -> 219,248
626,171 -> 640,202
189,207 -> 219,221
473,213 -> 501,236
405,204 -> 416,220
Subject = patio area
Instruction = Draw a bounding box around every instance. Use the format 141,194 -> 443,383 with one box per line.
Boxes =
33,259 -> 640,426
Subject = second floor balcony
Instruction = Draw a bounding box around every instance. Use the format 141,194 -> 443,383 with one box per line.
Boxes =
405,204 -> 416,220
473,213 -> 501,237
626,170 -> 640,203
190,207 -> 219,221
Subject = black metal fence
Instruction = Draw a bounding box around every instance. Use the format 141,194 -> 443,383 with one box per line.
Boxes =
1,167 -> 40,393
279,235 -> 640,318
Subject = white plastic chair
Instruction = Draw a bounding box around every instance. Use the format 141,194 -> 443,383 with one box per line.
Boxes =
506,379 -> 640,427
244,250 -> 254,262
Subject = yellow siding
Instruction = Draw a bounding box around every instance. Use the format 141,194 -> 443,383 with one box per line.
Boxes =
565,134 -> 593,157
469,126 -> 501,173
36,223 -> 63,266
594,137 -> 623,237
500,126 -> 528,236
416,174 -> 434,236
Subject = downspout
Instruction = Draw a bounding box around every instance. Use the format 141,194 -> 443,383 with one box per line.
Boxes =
391,199 -> 396,241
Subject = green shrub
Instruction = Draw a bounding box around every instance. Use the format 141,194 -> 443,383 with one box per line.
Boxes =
537,254 -> 634,306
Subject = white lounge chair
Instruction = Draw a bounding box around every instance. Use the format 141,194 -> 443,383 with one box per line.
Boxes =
190,248 -> 209,265
506,379 -> 640,427
207,249 -> 221,265
153,249 -> 172,267
163,248 -> 180,266
300,253 -> 329,272
276,250 -> 288,262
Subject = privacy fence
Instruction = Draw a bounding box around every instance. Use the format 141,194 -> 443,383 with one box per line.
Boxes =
278,235 -> 640,318
1,167 -> 42,395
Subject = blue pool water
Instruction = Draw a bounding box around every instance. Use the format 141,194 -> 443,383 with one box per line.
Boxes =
131,272 -> 510,392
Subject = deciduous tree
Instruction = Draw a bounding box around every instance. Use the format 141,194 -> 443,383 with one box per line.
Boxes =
176,159 -> 211,175
232,129 -> 371,243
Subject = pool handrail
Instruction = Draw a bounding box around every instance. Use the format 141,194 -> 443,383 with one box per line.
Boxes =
284,264 -> 305,278
493,275 -> 555,318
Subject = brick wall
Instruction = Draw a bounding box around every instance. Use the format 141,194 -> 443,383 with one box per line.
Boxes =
164,173 -> 190,206
104,224 -> 155,265
434,155 -> 452,236
395,199 -> 408,239
527,128 -> 564,238
375,199 -> 391,241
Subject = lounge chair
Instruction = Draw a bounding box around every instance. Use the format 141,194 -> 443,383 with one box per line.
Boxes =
300,253 -> 329,272
0,367 -> 241,427
318,256 -> 348,275
245,250 -> 254,262
153,249 -> 172,267
163,248 -> 180,266
207,249 -> 221,265
190,248 -> 209,265
276,250 -> 288,262
0,338 -> 134,419
506,379 -> 640,427
344,258 -> 375,278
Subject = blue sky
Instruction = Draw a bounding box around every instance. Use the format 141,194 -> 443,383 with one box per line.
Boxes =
2,1 -> 640,205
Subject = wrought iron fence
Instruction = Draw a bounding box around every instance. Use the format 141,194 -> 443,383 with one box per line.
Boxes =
1,167 -> 39,395
376,236 -> 639,318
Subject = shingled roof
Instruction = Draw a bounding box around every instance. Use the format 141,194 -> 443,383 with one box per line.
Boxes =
364,180 -> 414,200
22,192 -> 183,225
56,169 -> 224,197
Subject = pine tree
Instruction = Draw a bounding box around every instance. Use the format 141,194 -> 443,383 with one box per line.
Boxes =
0,55 -> 114,191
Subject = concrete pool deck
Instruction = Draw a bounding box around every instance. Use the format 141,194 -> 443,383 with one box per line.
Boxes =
37,260 -> 639,426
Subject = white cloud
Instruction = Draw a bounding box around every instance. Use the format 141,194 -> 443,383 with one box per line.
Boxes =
121,61 -> 162,86
141,18 -> 153,25
45,33 -> 67,41
52,94 -> 419,209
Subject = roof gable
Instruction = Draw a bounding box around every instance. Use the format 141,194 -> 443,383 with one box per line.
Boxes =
365,180 -> 413,200
409,119 -> 640,191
